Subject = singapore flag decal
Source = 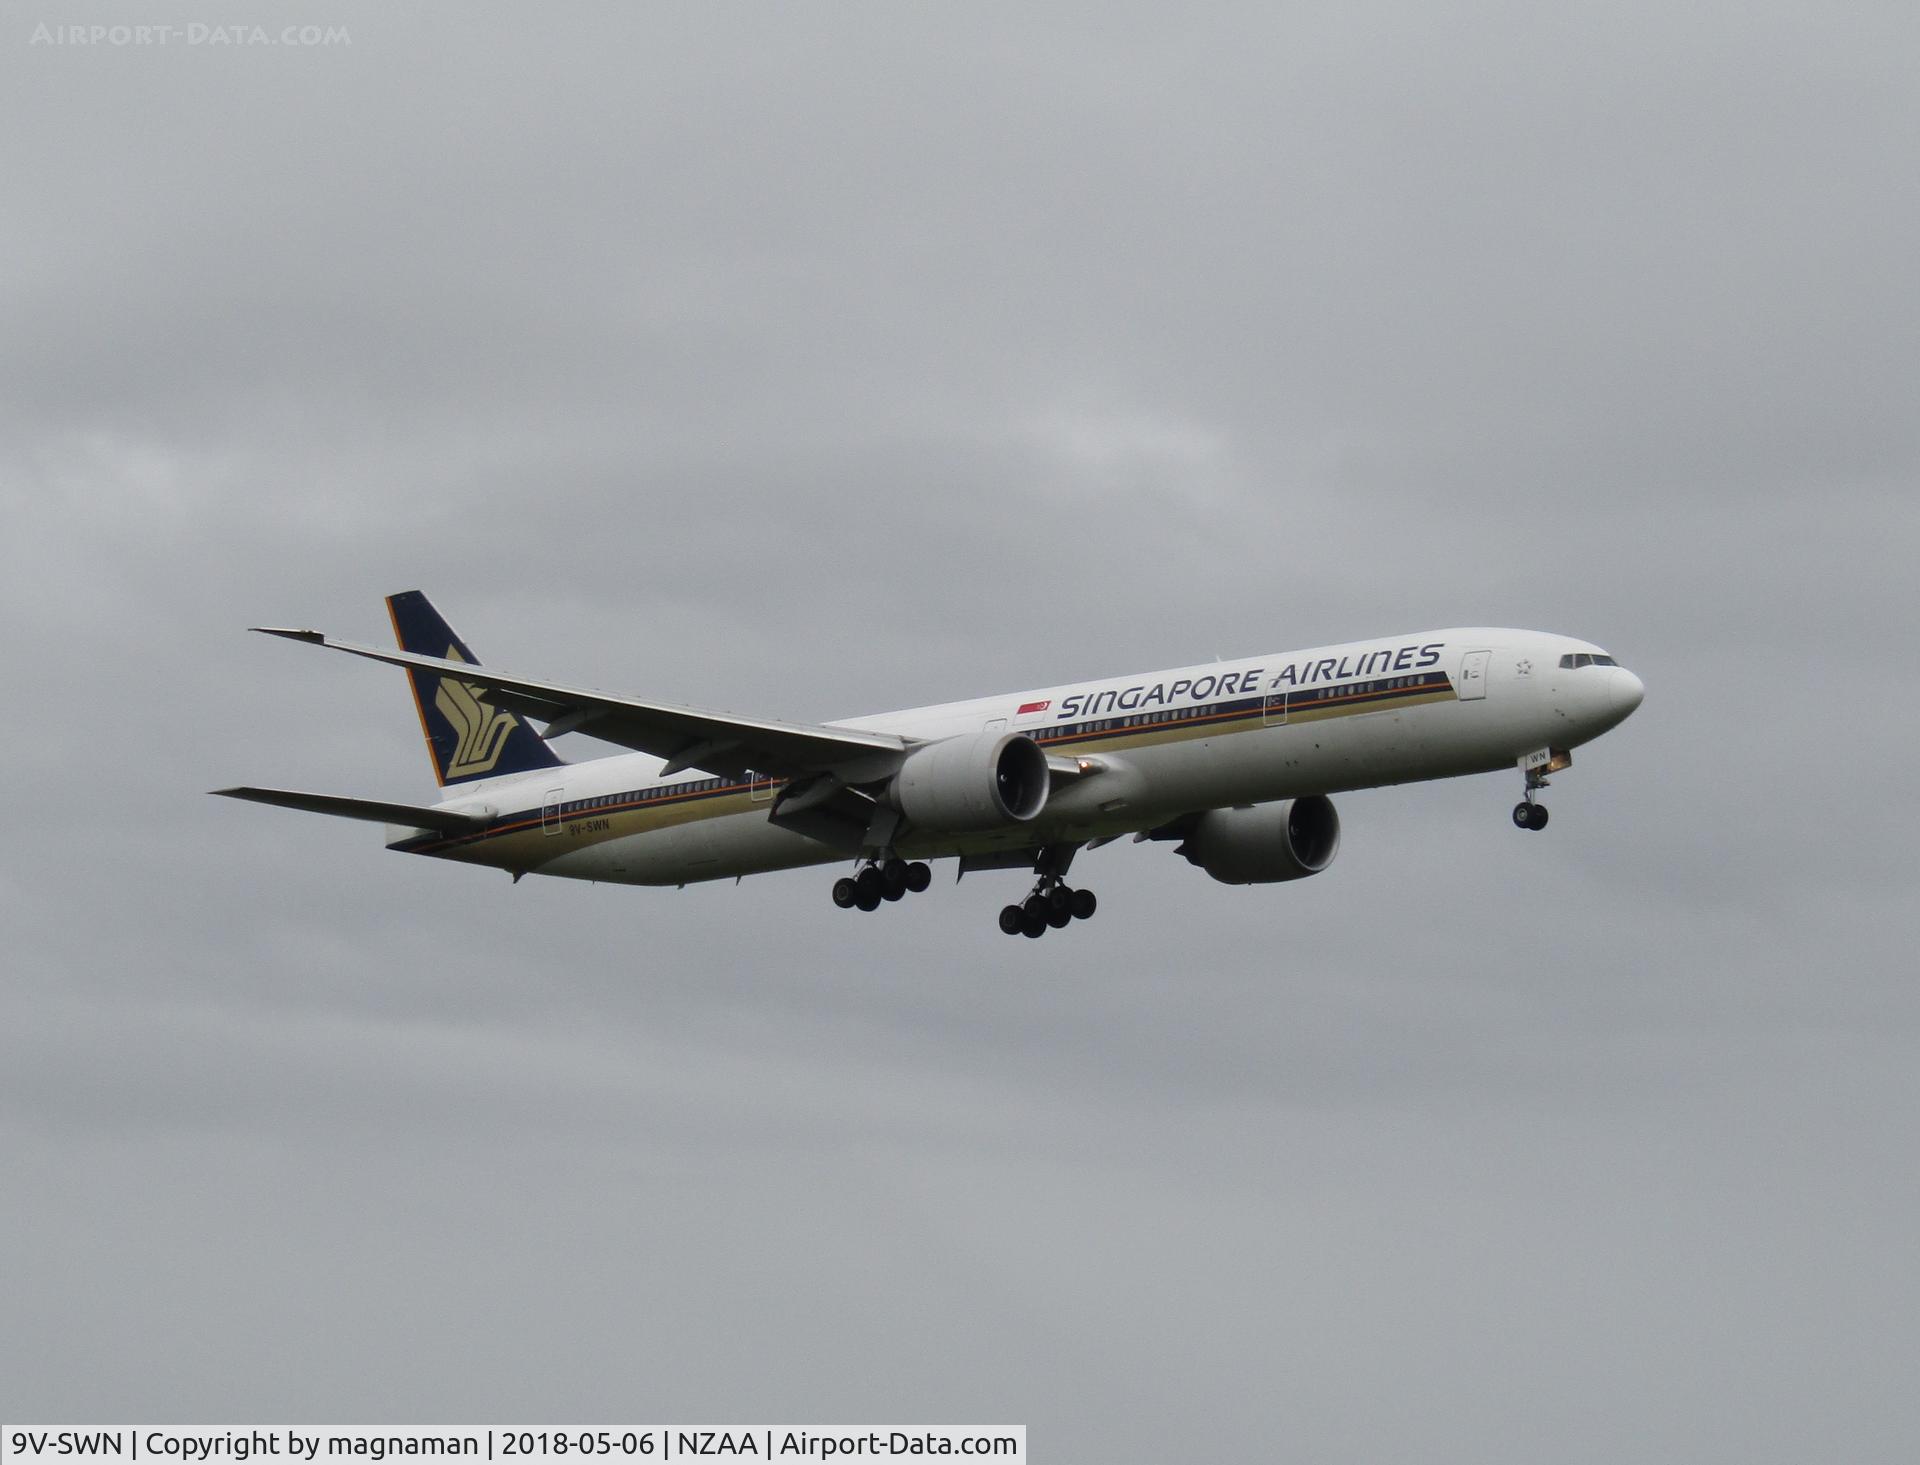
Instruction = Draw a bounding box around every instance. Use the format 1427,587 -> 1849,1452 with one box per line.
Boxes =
1017,700 -> 1051,715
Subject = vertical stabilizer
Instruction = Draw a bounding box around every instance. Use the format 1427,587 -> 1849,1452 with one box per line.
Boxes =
385,590 -> 565,787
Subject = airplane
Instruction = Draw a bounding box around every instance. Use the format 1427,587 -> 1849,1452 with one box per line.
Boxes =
214,592 -> 1645,937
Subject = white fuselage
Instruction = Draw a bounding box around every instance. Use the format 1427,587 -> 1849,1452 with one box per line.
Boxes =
389,627 -> 1643,885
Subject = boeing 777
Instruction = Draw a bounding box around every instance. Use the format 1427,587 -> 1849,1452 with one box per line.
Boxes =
215,592 -> 1645,936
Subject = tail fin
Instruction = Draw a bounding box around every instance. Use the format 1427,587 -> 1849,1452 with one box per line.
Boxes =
385,590 -> 565,787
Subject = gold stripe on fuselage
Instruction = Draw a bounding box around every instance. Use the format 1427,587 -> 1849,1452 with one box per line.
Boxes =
420,675 -> 1458,867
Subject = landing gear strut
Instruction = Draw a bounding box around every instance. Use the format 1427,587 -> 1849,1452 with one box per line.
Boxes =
831,857 -> 932,912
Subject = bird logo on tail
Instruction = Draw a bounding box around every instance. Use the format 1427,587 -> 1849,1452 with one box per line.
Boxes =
433,646 -> 518,779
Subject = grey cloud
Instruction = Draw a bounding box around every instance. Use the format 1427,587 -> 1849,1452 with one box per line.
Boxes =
4,1 -> 1918,1459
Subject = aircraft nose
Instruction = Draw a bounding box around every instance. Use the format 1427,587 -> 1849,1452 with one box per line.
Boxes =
1609,667 -> 1645,716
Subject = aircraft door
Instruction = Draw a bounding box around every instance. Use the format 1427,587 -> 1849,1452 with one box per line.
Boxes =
1457,650 -> 1491,701
542,787 -> 566,834
1262,691 -> 1288,726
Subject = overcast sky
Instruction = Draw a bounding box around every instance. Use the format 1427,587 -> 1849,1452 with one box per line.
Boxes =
5,2 -> 1918,1459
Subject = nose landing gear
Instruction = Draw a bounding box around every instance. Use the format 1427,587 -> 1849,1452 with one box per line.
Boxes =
1512,758 -> 1553,831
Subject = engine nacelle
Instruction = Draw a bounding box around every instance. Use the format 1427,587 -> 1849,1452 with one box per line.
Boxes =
888,729 -> 1050,833
1179,796 -> 1341,885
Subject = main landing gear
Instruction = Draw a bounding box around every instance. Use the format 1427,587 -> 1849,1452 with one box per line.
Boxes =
997,877 -> 1098,939
831,857 -> 932,912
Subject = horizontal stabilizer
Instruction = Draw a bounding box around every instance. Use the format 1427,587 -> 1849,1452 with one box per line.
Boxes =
210,786 -> 487,833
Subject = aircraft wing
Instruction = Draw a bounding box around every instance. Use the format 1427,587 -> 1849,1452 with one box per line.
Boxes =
252,628 -> 914,780
210,786 -> 489,833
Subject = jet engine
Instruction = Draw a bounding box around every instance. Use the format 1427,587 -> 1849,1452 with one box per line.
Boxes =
1178,796 -> 1341,884
887,729 -> 1050,832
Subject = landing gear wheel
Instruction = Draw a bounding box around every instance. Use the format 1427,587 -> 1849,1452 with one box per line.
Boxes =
855,867 -> 884,901
1528,803 -> 1549,830
998,905 -> 1025,936
1513,802 -> 1534,830
855,886 -> 882,912
1047,885 -> 1073,914
904,861 -> 932,894
1046,904 -> 1072,930
1020,909 -> 1048,938
1069,888 -> 1097,920
831,877 -> 858,909
879,859 -> 908,900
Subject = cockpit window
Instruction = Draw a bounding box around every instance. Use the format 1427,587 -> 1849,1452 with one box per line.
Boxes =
1558,652 -> 1620,669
